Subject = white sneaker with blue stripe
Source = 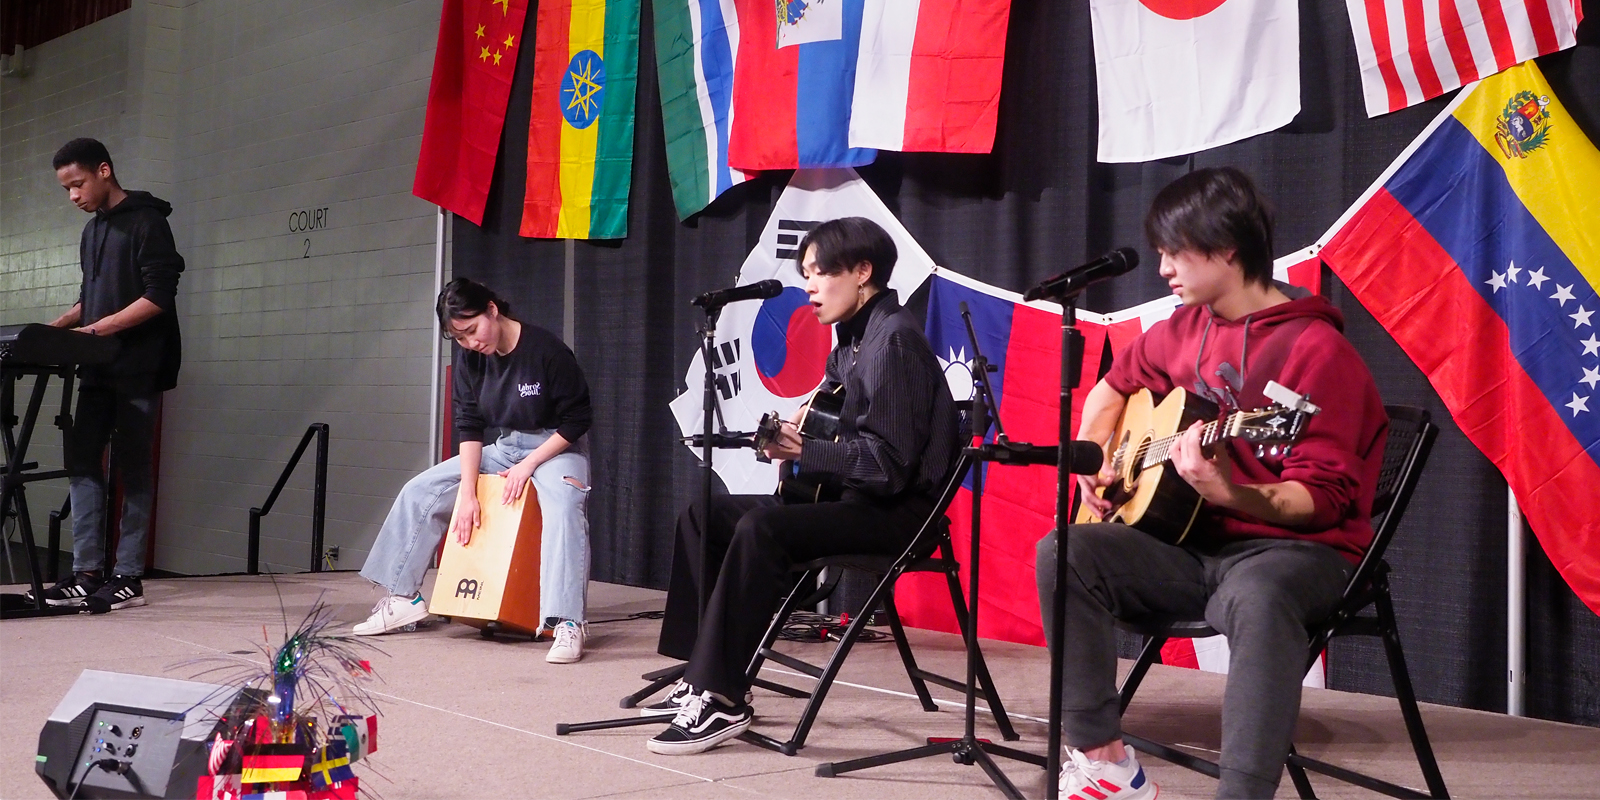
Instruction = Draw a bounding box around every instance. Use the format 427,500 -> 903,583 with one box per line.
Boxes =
353,594 -> 430,636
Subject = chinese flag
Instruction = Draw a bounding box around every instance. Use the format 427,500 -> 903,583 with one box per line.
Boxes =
413,0 -> 531,226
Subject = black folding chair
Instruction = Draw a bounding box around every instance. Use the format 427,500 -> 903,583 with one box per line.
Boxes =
738,451 -> 1020,755
1114,405 -> 1448,799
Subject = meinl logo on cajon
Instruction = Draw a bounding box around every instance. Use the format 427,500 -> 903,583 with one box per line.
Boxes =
454,578 -> 482,600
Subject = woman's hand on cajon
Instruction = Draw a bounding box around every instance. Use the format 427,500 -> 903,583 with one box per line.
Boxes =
453,491 -> 481,545
498,458 -> 538,505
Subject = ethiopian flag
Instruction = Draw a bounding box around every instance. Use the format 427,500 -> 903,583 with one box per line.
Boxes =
522,0 -> 640,239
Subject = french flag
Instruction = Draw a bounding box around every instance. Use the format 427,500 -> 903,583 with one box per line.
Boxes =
850,0 -> 1012,152
727,0 -> 877,170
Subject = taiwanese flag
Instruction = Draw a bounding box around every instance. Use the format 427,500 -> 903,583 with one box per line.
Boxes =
726,0 -> 877,171
521,0 -> 640,239
1320,61 -> 1600,614
850,0 -> 1012,153
894,270 -> 1107,645
413,0 -> 531,226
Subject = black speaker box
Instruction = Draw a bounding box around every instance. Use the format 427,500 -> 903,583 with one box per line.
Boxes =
36,670 -> 256,799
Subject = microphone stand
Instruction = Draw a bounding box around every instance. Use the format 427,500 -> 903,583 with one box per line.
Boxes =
556,300 -> 740,735
1044,293 -> 1087,800
817,303 -> 1046,797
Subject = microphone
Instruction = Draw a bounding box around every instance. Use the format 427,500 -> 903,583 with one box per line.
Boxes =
975,440 -> 1105,473
692,279 -> 785,309
1023,248 -> 1140,302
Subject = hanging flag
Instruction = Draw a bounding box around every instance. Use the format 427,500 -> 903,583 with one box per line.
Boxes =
892,269 -> 1109,645
848,0 -> 1012,153
521,0 -> 641,239
1090,0 -> 1300,163
667,168 -> 935,494
413,0 -> 531,226
726,0 -> 877,171
1344,0 -> 1583,118
654,0 -> 755,219
1319,61 -> 1600,615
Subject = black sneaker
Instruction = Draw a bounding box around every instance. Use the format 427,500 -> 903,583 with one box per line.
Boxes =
645,690 -> 752,755
639,681 -> 753,717
23,572 -> 103,607
85,576 -> 146,613
638,680 -> 695,718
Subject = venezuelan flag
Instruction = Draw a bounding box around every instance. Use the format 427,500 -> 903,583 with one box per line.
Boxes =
522,0 -> 639,239
1321,61 -> 1600,614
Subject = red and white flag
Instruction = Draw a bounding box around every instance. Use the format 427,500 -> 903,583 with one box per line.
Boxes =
1090,0 -> 1300,163
849,0 -> 1012,153
1345,0 -> 1583,118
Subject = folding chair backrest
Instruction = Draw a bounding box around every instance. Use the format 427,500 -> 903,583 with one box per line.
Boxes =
1342,405 -> 1438,601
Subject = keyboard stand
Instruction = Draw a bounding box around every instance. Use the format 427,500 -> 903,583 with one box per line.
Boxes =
1,363 -> 87,619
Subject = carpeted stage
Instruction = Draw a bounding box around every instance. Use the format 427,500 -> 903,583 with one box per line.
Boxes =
2,572 -> 1596,799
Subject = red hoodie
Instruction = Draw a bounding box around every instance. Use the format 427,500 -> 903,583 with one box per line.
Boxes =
1104,294 -> 1388,563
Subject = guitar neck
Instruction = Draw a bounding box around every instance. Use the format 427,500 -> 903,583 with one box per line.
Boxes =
1134,414 -> 1238,470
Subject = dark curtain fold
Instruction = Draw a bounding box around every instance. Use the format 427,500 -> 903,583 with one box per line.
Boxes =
454,0 -> 1600,725
1,0 -> 130,54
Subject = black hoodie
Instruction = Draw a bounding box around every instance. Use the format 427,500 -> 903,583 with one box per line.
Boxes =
77,190 -> 185,392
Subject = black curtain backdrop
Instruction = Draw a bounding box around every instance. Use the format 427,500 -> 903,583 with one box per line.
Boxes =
452,0 -> 1600,726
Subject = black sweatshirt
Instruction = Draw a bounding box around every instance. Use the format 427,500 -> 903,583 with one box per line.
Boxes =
77,190 -> 185,392
798,291 -> 960,502
452,323 -> 593,445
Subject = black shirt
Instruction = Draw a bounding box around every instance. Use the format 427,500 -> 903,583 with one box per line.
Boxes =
798,291 -> 960,501
452,323 -> 593,445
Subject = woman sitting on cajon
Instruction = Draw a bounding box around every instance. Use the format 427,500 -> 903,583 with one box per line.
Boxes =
352,278 -> 594,665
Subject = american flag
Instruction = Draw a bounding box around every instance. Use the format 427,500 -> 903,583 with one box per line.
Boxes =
1345,0 -> 1583,117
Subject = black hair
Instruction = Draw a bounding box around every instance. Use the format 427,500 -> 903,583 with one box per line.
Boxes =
436,277 -> 513,337
1145,167 -> 1275,287
795,216 -> 897,290
52,138 -> 115,177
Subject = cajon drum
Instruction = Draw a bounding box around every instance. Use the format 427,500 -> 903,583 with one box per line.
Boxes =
428,474 -> 544,635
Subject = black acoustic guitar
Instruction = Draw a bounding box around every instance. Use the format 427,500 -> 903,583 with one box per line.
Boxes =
754,386 -> 846,503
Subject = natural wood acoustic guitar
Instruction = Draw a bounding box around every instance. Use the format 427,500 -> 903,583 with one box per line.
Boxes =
1073,387 -> 1314,544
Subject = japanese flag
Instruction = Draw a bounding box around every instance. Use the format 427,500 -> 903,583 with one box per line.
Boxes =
1091,0 -> 1300,162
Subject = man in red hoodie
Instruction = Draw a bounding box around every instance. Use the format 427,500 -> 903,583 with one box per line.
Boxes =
1036,167 -> 1387,800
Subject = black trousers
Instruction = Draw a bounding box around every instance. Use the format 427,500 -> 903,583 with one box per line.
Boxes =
658,492 -> 932,699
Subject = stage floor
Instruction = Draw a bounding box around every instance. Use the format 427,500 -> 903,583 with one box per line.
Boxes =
3,572 -> 1597,799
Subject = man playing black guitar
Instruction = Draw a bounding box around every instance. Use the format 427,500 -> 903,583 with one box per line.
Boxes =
1036,168 -> 1388,800
648,217 -> 960,755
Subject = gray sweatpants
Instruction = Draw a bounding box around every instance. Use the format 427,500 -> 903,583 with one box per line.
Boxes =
1036,524 -> 1351,799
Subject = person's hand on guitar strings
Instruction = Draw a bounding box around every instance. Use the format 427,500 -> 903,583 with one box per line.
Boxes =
498,457 -> 540,505
1170,420 -> 1237,507
1077,457 -> 1119,521
761,419 -> 803,462
452,491 -> 481,546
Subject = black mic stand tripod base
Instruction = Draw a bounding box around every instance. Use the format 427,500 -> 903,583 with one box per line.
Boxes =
557,302 -> 733,735
815,309 -> 1046,799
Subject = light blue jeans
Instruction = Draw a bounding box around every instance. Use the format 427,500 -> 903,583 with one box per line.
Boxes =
358,430 -> 590,623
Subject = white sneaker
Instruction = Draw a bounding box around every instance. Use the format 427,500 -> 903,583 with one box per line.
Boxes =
353,594 -> 430,636
546,620 -> 585,663
1059,746 -> 1158,800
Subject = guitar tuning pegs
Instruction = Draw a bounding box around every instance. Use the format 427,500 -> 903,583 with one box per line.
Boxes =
1256,445 -> 1266,458
1281,445 -> 1292,457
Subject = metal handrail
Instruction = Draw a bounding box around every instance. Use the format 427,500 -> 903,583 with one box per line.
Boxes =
247,423 -> 329,575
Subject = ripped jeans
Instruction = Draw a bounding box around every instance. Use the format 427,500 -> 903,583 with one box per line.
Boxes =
358,430 -> 590,623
